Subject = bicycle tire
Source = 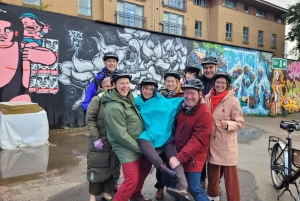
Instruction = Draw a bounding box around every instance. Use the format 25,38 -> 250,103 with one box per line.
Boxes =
270,143 -> 285,189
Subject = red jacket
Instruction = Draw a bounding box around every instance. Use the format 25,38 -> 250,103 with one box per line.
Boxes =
175,102 -> 213,172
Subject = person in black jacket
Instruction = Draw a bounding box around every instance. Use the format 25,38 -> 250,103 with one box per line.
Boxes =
197,55 -> 218,190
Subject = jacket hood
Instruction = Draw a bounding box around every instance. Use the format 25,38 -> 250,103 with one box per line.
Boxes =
101,88 -> 134,108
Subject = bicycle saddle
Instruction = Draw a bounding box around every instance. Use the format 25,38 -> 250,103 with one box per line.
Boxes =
280,121 -> 300,131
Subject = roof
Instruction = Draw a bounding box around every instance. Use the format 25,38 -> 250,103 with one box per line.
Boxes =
239,0 -> 288,15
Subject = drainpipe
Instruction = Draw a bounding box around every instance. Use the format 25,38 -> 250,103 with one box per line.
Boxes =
207,0 -> 216,41
153,0 -> 156,31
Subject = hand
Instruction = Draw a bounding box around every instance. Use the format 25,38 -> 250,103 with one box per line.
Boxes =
220,120 -> 228,130
169,156 -> 180,169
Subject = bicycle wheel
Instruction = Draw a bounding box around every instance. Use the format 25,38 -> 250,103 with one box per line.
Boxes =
270,143 -> 285,189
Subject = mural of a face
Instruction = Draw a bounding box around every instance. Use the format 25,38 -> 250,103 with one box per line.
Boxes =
49,76 -> 58,89
0,20 -> 14,46
44,39 -> 59,52
30,63 -> 38,72
37,75 -> 49,89
38,64 -> 49,70
21,17 -> 40,37
29,75 -> 37,87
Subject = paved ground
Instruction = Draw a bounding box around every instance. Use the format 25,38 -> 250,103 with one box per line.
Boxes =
1,113 -> 300,201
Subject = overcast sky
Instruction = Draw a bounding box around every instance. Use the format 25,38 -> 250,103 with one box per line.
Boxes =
266,0 -> 298,58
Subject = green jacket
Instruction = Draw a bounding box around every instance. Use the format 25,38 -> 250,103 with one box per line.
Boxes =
101,89 -> 143,164
86,89 -> 120,183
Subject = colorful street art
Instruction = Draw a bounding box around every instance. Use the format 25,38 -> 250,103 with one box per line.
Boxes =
283,61 -> 300,112
0,4 -> 299,128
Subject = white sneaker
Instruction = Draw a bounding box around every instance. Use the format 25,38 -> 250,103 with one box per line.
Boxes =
208,196 -> 220,201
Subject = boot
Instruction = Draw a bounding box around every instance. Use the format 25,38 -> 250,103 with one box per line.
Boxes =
166,186 -> 191,201
208,196 -> 220,201
155,188 -> 164,200
158,164 -> 179,181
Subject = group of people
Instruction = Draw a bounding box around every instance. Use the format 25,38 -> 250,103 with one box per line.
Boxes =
84,52 -> 245,201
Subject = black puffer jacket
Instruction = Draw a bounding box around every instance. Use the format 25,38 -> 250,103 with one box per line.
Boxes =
86,89 -> 120,183
198,74 -> 213,95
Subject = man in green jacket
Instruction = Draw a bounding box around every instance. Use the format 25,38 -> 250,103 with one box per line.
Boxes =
101,69 -> 152,201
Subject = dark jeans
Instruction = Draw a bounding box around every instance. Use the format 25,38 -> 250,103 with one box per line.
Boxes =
162,172 -> 209,201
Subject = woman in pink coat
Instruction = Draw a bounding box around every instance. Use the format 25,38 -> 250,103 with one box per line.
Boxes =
205,72 -> 245,201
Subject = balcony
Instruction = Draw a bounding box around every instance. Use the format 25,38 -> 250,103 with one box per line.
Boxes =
162,21 -> 186,36
116,11 -> 146,29
162,0 -> 186,12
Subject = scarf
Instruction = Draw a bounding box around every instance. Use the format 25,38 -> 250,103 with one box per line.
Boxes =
210,89 -> 228,112
160,90 -> 177,98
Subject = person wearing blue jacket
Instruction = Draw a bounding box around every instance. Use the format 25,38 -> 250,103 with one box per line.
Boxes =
82,52 -> 119,114
135,78 -> 191,201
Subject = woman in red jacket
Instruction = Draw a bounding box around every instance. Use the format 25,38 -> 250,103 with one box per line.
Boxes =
205,72 -> 245,201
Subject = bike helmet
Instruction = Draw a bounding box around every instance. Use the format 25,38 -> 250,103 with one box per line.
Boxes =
164,70 -> 180,81
110,69 -> 132,84
103,52 -> 119,62
182,78 -> 204,91
140,77 -> 158,88
202,55 -> 218,65
184,65 -> 200,75
212,71 -> 232,84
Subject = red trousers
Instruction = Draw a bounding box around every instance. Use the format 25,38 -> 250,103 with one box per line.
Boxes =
113,155 -> 152,201
207,163 -> 241,201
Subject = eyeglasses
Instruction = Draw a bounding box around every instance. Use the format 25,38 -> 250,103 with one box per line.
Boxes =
142,86 -> 154,91
215,81 -> 227,85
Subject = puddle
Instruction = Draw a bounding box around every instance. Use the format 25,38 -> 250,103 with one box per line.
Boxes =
0,134 -> 88,186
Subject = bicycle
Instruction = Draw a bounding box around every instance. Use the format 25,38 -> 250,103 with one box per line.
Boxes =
268,120 -> 300,201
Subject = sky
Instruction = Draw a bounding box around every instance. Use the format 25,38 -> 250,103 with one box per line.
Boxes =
266,0 -> 299,59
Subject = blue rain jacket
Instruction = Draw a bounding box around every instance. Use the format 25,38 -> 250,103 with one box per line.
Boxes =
135,93 -> 183,148
82,67 -> 109,112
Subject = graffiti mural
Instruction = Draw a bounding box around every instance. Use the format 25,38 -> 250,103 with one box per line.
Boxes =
0,4 -> 297,128
283,61 -> 300,112
270,70 -> 285,114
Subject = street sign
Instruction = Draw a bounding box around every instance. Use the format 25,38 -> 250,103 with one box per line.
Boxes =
272,58 -> 287,70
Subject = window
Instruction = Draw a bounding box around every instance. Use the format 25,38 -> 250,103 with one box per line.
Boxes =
117,1 -> 144,29
23,0 -> 40,6
195,21 -> 202,37
78,0 -> 91,16
275,15 -> 283,23
256,8 -> 266,19
258,31 -> 263,45
223,0 -> 236,9
244,4 -> 249,14
226,23 -> 232,39
272,34 -> 276,47
163,12 -> 185,36
163,0 -> 185,10
243,27 -> 249,42
194,0 -> 206,7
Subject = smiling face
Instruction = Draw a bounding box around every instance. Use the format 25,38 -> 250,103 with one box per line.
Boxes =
0,20 -> 14,46
104,58 -> 118,73
165,76 -> 177,91
203,64 -> 217,79
184,88 -> 201,108
113,77 -> 130,98
214,77 -> 227,94
21,17 -> 40,37
141,85 -> 154,100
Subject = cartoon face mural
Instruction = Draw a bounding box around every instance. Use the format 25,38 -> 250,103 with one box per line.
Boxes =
37,75 -> 50,93
49,75 -> 58,94
29,75 -> 37,92
44,38 -> 59,52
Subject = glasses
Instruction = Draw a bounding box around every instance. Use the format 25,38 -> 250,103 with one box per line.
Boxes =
215,81 -> 227,85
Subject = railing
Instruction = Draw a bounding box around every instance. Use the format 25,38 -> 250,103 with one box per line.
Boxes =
116,11 -> 146,29
162,0 -> 186,11
162,21 -> 186,36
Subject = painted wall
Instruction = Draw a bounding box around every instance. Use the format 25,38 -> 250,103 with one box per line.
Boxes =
1,4 -> 296,129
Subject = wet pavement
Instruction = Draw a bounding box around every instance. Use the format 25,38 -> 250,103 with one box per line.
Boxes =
1,113 -> 300,201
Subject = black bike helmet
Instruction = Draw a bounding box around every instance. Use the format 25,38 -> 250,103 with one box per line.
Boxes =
184,65 -> 200,75
164,70 -> 180,81
103,52 -> 119,62
140,77 -> 158,88
202,55 -> 218,65
212,71 -> 232,84
182,78 -> 204,91
110,69 -> 132,84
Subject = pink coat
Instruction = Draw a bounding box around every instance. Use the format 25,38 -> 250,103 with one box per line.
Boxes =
205,90 -> 245,166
